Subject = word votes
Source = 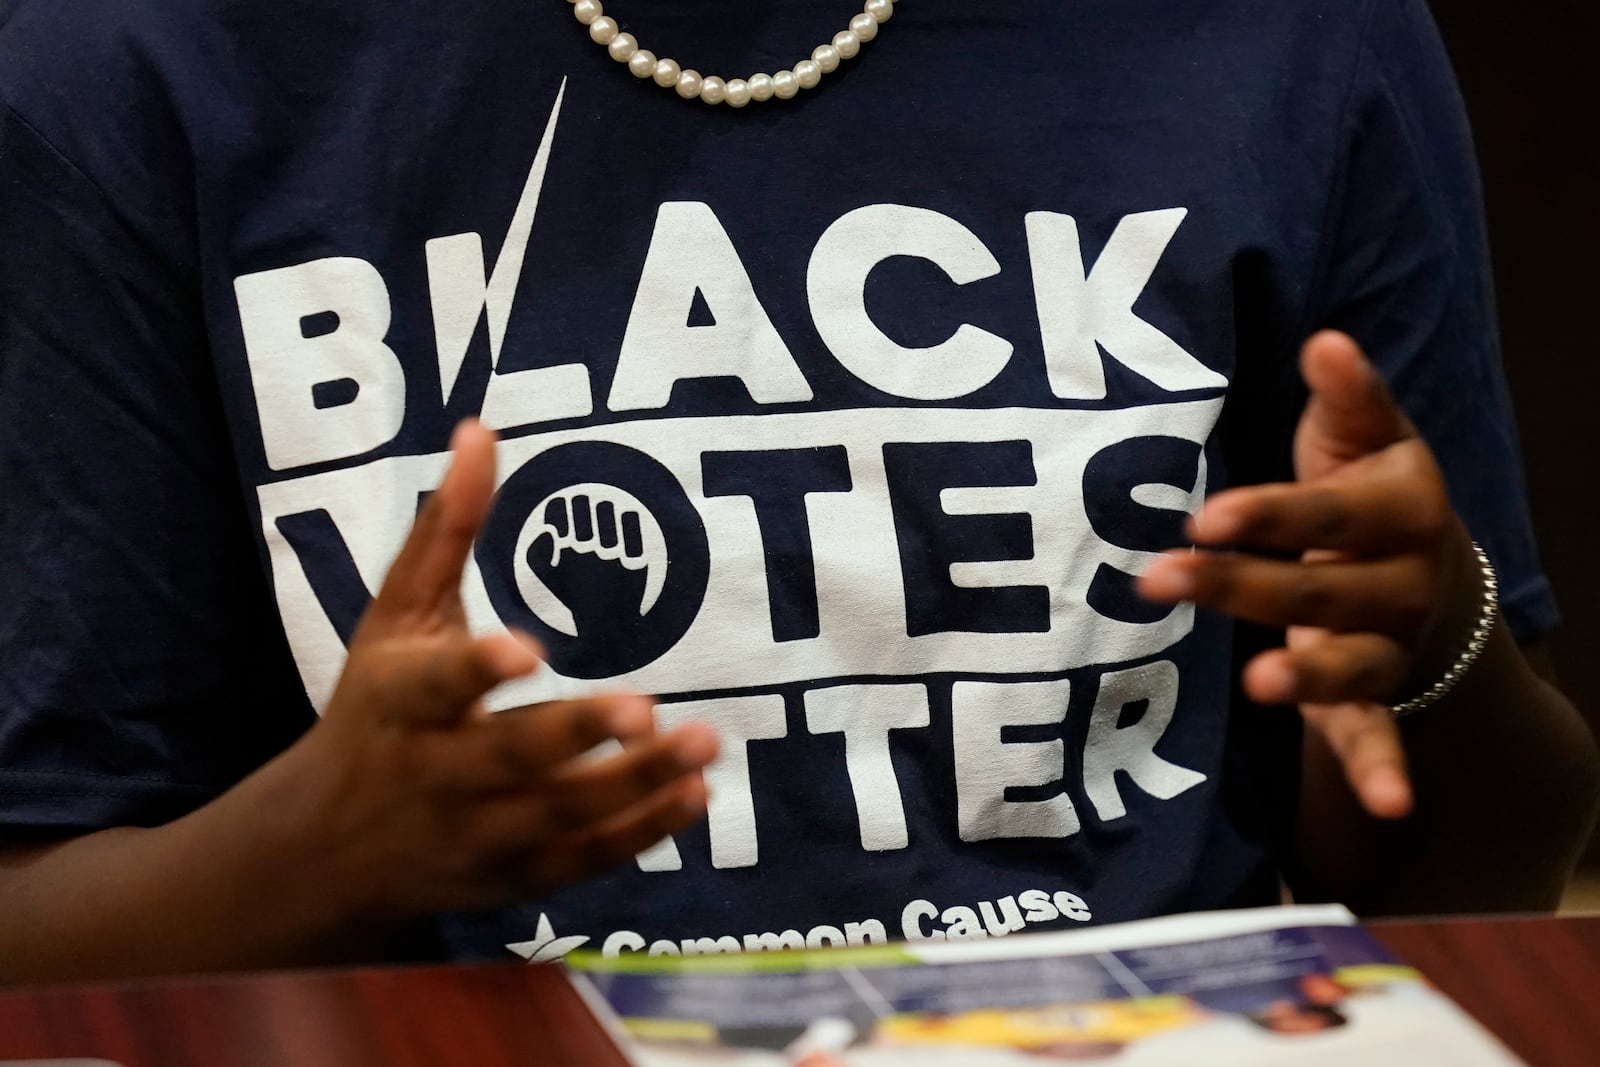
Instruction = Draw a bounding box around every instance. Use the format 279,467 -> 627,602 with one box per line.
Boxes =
237,84 -> 1225,869
231,84 -> 1225,472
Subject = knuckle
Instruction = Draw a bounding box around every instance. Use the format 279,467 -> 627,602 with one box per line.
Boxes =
464,642 -> 502,691
1306,490 -> 1349,545
1192,558 -> 1231,599
415,671 -> 455,714
1289,645 -> 1334,688
1225,500 -> 1269,542
1390,582 -> 1434,633
567,702 -> 611,746
487,809 -> 556,868
1294,648 -> 1345,702
1289,572 -> 1334,620
538,786 -> 591,833
1339,654 -> 1384,698
408,739 -> 460,795
415,643 -> 466,699
438,506 -> 479,543
1410,491 -> 1454,543
632,745 -> 683,791
492,727 -> 539,780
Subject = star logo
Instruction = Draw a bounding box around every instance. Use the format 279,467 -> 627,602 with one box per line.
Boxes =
505,913 -> 591,963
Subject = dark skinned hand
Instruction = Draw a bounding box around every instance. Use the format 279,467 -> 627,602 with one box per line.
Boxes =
1139,331 -> 1483,821
302,420 -> 718,919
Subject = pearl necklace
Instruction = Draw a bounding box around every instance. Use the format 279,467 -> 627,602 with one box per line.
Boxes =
566,0 -> 900,107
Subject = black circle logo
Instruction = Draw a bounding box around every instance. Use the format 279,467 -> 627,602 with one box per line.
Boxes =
477,441 -> 710,679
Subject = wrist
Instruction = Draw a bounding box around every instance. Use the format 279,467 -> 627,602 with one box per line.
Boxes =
216,726 -> 400,953
1393,530 -> 1497,717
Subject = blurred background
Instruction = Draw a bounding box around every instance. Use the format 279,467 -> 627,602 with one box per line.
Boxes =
1429,2 -> 1600,904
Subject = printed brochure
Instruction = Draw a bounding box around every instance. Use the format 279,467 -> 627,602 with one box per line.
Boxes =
566,905 -> 1524,1066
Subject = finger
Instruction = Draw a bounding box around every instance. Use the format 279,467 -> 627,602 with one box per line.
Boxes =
515,776 -> 710,892
621,510 -> 645,561
1188,452 -> 1450,556
371,420 -> 498,625
527,531 -> 557,571
1303,701 -> 1413,819
544,495 -> 570,537
1243,634 -> 1410,706
1139,551 -> 1430,635
596,498 -> 620,550
536,724 -> 719,832
1297,332 -> 1415,473
365,630 -> 542,727
434,693 -> 661,791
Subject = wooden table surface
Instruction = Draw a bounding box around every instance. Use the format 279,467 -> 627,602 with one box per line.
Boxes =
0,915 -> 1594,1067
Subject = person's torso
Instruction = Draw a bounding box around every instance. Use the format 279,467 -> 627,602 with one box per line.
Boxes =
42,0 -> 1367,960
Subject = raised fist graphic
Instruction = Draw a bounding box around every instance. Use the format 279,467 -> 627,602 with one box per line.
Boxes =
514,483 -> 668,639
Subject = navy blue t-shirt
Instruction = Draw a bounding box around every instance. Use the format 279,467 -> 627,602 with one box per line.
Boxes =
0,0 -> 1556,962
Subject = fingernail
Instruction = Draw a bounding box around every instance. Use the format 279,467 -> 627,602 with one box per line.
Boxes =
449,420 -> 471,453
1140,558 -> 1193,600
674,728 -> 719,769
1365,771 -> 1413,820
1256,658 -> 1296,702
482,638 -> 538,680
606,700 -> 653,737
1193,506 -> 1240,545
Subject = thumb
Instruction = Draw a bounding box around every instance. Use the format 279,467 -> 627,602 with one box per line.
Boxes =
1296,331 -> 1415,476
367,419 -> 499,631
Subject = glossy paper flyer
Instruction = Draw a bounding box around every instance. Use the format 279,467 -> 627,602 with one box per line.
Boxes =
567,905 -> 1524,1066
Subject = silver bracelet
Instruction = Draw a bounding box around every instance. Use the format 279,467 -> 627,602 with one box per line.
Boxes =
1391,541 -> 1499,718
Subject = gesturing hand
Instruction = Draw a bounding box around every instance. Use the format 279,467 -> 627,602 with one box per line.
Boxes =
303,421 -> 717,919
1139,331 -> 1484,821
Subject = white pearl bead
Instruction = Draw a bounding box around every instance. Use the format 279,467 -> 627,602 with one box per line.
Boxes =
586,4 -> 902,108
608,32 -> 637,61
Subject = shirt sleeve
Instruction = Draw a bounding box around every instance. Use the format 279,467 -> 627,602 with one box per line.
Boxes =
0,100 -> 313,836
1303,0 -> 1557,642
